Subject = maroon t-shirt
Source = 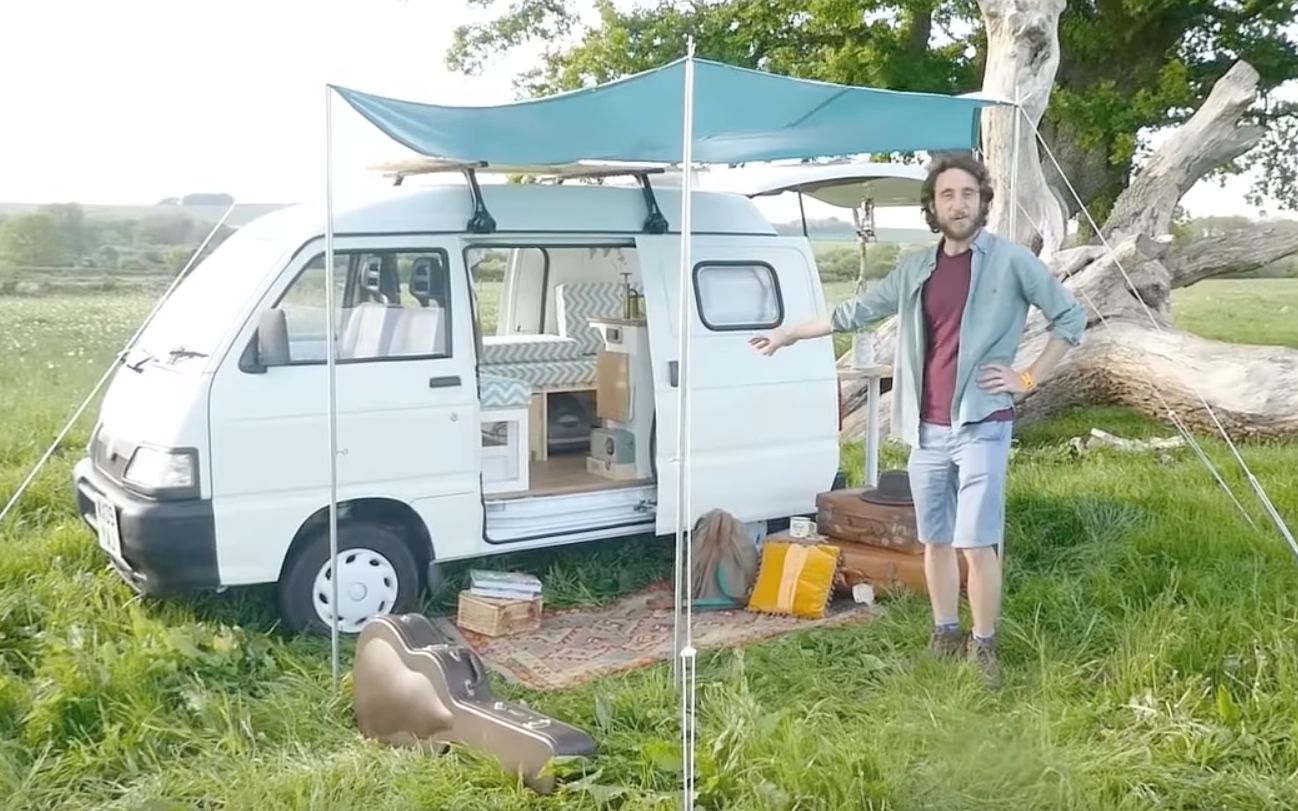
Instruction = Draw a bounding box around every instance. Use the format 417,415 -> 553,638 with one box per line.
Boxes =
919,245 -> 1014,425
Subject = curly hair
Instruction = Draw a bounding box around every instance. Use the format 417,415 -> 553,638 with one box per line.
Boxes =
919,153 -> 995,234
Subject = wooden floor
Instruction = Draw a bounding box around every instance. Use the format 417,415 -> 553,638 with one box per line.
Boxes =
493,453 -> 653,500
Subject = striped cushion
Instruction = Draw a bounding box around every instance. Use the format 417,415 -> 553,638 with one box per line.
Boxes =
479,372 -> 531,409
556,283 -> 624,355
481,334 -> 584,365
483,359 -> 597,389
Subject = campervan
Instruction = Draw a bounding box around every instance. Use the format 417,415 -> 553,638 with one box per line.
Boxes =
71,172 -> 845,634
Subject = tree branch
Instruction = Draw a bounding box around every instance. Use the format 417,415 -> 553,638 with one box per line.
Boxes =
1164,222 -> 1298,289
1101,60 -> 1264,241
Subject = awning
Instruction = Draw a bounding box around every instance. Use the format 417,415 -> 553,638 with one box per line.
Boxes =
735,162 -> 927,208
332,57 -> 1007,167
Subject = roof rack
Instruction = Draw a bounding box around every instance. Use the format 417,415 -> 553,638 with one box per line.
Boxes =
368,158 -> 673,234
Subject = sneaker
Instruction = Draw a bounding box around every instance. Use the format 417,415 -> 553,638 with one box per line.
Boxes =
928,626 -> 965,657
967,634 -> 1002,689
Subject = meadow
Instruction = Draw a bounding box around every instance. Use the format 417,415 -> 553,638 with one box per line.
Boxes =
1,280 -> 1298,809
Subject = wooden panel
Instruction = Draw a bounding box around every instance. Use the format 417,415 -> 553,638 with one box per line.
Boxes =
596,351 -> 629,422
491,453 -> 652,499
528,393 -> 547,461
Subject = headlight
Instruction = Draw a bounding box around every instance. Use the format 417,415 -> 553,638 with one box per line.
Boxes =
124,446 -> 198,496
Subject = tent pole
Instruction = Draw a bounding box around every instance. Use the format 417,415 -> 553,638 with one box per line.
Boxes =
1008,96 -> 1021,249
324,85 -> 342,691
674,36 -> 699,811
1002,95 -> 1022,565
797,191 -> 808,237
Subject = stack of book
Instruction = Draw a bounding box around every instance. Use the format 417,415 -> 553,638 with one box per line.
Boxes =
458,570 -> 544,637
468,569 -> 543,602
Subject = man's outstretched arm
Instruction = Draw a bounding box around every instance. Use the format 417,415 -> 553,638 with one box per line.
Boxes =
748,315 -> 833,355
749,269 -> 902,356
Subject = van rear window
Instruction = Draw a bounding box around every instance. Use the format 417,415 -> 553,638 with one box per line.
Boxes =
692,262 -> 783,331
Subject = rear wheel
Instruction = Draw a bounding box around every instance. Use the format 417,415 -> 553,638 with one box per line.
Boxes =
278,522 -> 421,635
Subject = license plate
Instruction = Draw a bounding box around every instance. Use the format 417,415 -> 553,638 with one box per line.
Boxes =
95,495 -> 121,559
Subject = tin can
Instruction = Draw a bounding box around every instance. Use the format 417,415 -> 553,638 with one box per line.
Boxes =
852,332 -> 875,368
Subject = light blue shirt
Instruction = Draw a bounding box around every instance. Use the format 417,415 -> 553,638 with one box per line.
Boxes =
830,228 -> 1085,447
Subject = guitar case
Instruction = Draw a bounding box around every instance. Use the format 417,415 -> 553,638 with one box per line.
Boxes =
352,613 -> 596,793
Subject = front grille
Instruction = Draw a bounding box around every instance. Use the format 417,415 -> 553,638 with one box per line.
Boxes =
91,429 -> 135,484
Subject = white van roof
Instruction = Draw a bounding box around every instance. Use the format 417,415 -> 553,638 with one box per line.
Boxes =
239,182 -> 778,243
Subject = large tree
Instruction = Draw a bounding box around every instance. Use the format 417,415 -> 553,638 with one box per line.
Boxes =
840,2 -> 1298,441
449,0 -> 1298,438
447,0 -> 1298,220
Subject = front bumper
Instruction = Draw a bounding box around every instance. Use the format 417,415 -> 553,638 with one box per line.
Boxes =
72,458 -> 220,595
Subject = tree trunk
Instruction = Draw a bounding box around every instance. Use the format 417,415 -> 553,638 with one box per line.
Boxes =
1034,116 -> 1126,229
836,55 -> 1298,445
977,0 -> 1069,260
1011,321 -> 1298,438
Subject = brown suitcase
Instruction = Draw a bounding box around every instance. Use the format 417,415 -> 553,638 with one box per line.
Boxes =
834,540 -> 967,597
815,474 -> 924,555
352,613 -> 596,793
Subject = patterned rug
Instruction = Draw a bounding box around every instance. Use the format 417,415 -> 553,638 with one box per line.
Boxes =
431,583 -> 881,691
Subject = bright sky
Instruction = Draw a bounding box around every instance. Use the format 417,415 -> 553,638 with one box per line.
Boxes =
4,0 -> 1291,227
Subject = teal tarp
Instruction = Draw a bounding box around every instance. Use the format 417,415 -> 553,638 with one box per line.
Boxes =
332,58 -> 1006,166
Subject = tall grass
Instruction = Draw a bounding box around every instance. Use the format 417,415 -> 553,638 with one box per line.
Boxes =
2,287 -> 1298,809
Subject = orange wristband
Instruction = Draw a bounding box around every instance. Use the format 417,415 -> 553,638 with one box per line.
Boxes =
1019,371 -> 1036,391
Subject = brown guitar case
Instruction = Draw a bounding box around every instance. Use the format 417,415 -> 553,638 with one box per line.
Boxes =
352,613 -> 596,793
815,472 -> 924,555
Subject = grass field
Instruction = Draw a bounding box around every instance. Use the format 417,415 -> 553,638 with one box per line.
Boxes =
2,281 -> 1298,809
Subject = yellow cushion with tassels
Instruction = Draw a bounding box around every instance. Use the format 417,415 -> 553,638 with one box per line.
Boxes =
746,541 -> 840,619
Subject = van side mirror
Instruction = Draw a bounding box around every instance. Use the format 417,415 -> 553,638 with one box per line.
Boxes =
240,309 -> 290,373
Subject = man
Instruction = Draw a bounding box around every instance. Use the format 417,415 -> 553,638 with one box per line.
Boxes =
750,153 -> 1085,687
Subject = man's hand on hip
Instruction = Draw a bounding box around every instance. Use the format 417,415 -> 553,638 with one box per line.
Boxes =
977,363 -> 1034,394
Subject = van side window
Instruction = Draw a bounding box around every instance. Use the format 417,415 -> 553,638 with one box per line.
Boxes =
692,262 -> 783,331
275,250 -> 453,363
274,254 -> 346,363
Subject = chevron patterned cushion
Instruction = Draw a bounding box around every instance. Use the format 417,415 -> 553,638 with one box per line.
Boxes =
483,359 -> 597,389
481,334 -> 584,365
556,283 -> 624,355
479,372 -> 532,409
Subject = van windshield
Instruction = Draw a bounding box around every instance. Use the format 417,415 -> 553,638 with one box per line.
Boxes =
134,232 -> 290,364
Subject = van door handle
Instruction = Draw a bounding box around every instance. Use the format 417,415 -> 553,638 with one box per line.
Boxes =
429,375 -> 460,388
668,361 -> 679,387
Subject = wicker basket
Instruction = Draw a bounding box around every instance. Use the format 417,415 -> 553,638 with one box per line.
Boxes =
456,591 -> 543,637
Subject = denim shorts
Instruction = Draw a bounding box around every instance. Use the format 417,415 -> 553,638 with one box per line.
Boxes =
907,420 -> 1013,548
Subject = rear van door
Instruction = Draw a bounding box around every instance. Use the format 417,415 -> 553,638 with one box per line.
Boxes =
635,234 -> 839,533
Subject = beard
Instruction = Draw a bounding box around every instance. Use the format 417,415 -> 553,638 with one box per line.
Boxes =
938,213 -> 980,242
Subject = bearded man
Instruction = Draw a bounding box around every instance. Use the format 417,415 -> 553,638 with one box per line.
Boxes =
749,153 -> 1085,687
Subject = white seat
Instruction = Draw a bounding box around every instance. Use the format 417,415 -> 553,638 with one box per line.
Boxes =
388,303 -> 446,357
339,302 -> 394,360
339,302 -> 446,359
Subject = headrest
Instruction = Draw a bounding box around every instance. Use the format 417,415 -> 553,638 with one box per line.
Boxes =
409,255 -> 443,304
359,255 -> 400,304
360,256 -> 384,295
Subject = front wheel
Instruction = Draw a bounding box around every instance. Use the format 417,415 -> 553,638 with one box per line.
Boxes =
278,523 -> 421,635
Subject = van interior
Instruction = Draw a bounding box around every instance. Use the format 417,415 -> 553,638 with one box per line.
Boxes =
466,244 -> 660,541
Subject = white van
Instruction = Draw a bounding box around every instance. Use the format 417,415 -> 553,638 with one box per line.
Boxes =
72,176 -> 841,633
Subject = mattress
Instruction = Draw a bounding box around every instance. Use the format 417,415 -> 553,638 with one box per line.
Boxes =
481,334 -> 584,365
482,359 -> 597,389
